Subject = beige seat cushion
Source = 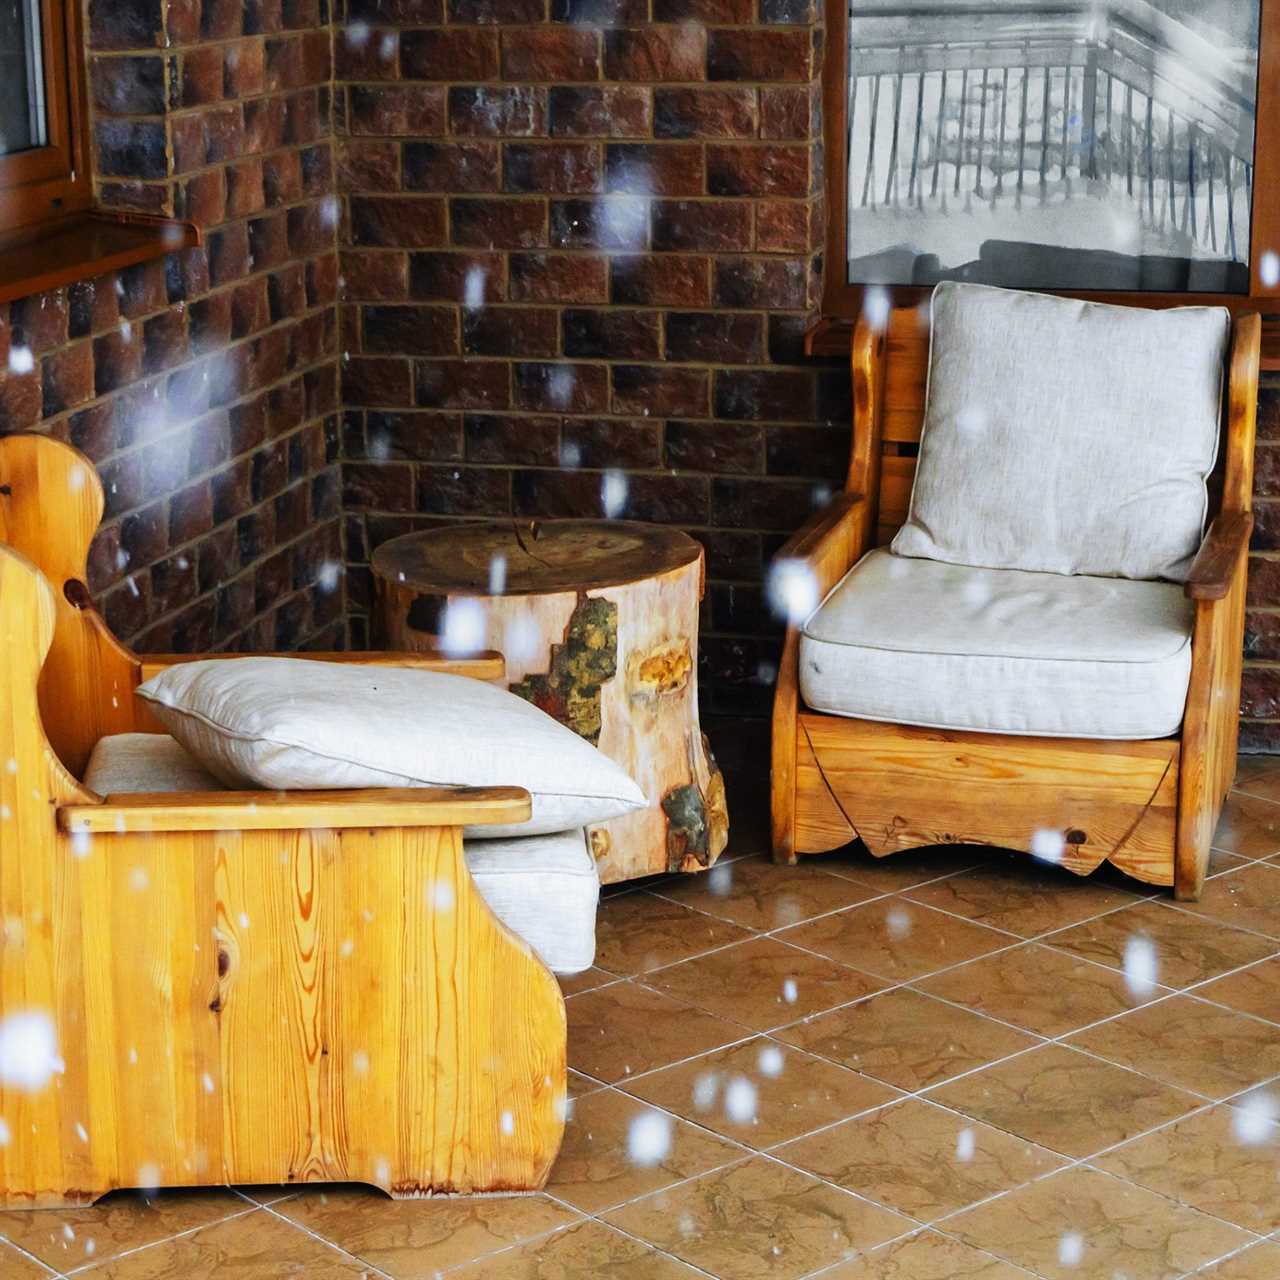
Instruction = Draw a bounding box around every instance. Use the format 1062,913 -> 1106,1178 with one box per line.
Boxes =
799,550 -> 1194,739
83,734 -> 598,975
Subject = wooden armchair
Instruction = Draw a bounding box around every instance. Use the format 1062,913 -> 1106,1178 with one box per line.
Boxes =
772,306 -> 1261,902
0,434 -> 565,1207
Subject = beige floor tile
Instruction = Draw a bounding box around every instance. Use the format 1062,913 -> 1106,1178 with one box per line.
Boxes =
905,859 -> 1141,938
274,1184 -> 580,1276
776,987 -> 1038,1092
644,936 -> 887,1031
565,980 -> 745,1084
1047,900 -> 1278,989
945,1165 -> 1250,1280
817,1227 -> 1035,1278
1094,1103 -> 1280,1233
1182,864 -> 1280,939
604,1156 -> 912,1280
0,1242 -> 56,1279
1192,1241 -> 1280,1278
446,1219 -> 704,1279
1212,792 -> 1280,858
777,899 -> 1013,983
0,1189 -> 248,1273
593,892 -> 754,975
546,1088 -> 742,1214
821,846 -> 984,894
558,966 -> 619,997
1198,958 -> 1280,1024
71,1208 -> 370,1278
1066,995 -> 1280,1099
622,1038 -> 900,1149
917,941 -> 1168,1037
929,1043 -> 1201,1158
777,1098 -> 1066,1223
653,854 -> 881,930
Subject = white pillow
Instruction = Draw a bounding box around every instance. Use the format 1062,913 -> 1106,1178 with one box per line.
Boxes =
891,282 -> 1230,581
136,658 -> 645,838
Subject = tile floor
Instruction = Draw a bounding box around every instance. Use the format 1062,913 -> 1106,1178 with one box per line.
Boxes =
7,758 -> 1280,1278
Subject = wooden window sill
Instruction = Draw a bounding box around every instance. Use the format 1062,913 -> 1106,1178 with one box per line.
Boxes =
0,212 -> 201,307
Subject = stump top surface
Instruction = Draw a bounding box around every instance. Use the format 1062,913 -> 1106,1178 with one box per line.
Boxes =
371,519 -> 702,596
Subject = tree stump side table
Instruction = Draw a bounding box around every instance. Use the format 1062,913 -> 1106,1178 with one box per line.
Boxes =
371,519 -> 728,884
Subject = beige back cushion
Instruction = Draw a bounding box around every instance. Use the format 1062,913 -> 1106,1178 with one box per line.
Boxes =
891,282 -> 1230,581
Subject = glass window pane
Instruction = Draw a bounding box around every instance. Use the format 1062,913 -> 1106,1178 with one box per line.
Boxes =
0,0 -> 49,157
846,0 -> 1261,294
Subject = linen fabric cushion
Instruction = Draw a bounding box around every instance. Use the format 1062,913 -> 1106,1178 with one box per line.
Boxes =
81,734 -> 598,974
891,281 -> 1230,581
799,549 -> 1193,739
134,657 -> 645,838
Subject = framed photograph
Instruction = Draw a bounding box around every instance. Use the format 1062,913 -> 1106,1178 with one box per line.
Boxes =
821,0 -> 1280,317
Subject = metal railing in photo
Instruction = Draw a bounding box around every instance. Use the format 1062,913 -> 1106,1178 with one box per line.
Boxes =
847,0 -> 1258,262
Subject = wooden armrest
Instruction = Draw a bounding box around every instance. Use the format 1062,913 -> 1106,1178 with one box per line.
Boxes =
774,492 -> 867,601
1184,511 -> 1253,601
59,786 -> 531,834
138,649 -> 506,682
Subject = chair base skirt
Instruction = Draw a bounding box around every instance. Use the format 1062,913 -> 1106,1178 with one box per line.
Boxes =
783,712 -> 1189,889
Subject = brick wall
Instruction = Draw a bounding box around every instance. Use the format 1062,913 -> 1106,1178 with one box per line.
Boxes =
1241,382 -> 1280,751
334,0 -> 849,714
0,0 -> 344,655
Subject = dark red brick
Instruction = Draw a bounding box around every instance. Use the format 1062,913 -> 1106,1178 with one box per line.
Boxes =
418,464 -> 511,514
408,252 -> 504,303
449,86 -> 547,138
666,312 -> 765,364
449,0 -> 542,19
513,361 -> 608,414
403,142 -> 500,193
605,26 -> 706,82
349,85 -> 447,135
610,254 -> 711,306
509,253 -> 609,304
652,200 -> 752,252
501,28 -> 600,82
550,197 -> 649,250
505,143 -> 602,195
606,143 -> 704,196
708,29 -> 814,82
462,308 -> 558,358
612,364 -> 708,418
666,420 -> 763,473
338,141 -> 401,193
350,197 -> 447,247
561,417 -> 660,469
91,55 -> 166,114
714,256 -> 809,309
451,198 -> 547,249
365,411 -> 463,461
549,86 -> 651,138
401,28 -> 498,81
653,0 -> 752,17
654,87 -> 757,140
345,356 -> 414,407
563,308 -> 660,360
363,306 -> 459,356
551,0 -> 646,19
714,367 -> 816,421
465,414 -> 561,465
707,145 -> 811,198
416,359 -> 511,410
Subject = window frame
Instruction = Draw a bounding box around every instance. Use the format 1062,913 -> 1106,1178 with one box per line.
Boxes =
0,0 -> 92,236
820,0 -> 1280,322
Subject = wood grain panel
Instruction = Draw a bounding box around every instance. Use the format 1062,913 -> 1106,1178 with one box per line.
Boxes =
0,542 -> 567,1206
795,714 -> 1179,886
880,307 -> 930,443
